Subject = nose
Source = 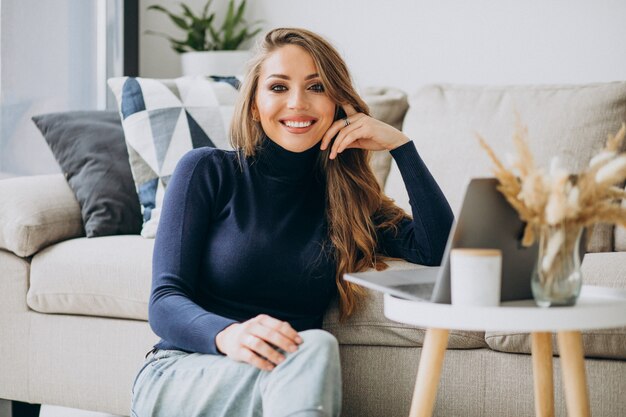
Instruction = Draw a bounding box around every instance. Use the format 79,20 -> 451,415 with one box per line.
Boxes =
287,89 -> 309,110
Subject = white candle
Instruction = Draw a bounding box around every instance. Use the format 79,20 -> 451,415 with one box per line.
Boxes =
450,248 -> 502,306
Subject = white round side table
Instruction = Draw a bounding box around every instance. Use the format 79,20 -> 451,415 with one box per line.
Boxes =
383,285 -> 626,417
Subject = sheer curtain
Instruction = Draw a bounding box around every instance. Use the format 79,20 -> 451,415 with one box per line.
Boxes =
0,0 -> 124,175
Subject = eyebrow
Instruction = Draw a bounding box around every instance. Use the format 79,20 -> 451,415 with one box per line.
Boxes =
265,73 -> 320,81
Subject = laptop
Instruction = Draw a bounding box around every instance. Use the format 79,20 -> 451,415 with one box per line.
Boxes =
345,177 -> 546,304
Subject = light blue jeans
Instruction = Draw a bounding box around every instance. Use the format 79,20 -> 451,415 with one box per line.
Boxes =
130,329 -> 342,417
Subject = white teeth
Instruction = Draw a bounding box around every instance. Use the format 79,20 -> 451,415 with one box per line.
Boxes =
284,120 -> 313,128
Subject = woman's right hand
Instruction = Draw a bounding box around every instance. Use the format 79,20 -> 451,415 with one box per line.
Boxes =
215,314 -> 303,371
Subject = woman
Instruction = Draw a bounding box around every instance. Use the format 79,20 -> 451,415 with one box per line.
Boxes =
131,28 -> 453,417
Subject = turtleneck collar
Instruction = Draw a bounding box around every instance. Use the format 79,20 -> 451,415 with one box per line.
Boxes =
256,135 -> 322,183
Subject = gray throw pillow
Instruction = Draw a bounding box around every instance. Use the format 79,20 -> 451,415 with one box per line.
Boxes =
32,111 -> 142,237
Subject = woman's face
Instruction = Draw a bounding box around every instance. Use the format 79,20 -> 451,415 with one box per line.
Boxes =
254,44 -> 336,153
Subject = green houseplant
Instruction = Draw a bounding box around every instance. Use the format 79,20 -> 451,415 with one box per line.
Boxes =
147,0 -> 262,76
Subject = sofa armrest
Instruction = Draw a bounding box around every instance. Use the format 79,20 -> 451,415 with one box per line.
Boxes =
0,174 -> 84,257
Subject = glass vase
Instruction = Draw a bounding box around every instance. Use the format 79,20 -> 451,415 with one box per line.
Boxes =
531,224 -> 583,307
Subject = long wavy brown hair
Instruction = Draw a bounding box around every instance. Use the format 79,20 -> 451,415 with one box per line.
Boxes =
230,28 -> 410,320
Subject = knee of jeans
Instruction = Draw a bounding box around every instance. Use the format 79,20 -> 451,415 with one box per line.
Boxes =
298,329 -> 339,357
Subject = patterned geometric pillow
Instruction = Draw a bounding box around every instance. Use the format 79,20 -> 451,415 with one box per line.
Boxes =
107,76 -> 239,238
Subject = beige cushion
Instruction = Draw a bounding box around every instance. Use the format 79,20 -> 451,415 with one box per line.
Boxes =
322,261 -> 487,349
485,328 -> 626,360
0,174 -> 84,257
361,87 -> 409,188
485,252 -> 626,359
27,235 -> 153,320
578,251 -> 626,288
386,82 -> 626,252
27,238 -> 485,349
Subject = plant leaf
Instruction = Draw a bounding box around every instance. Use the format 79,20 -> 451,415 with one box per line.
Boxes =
186,31 -> 205,51
221,0 -> 236,46
148,0 -> 260,52
179,3 -> 198,20
201,0 -> 214,20
148,4 -> 190,31
147,5 -> 170,13
247,26 -> 263,39
227,28 -> 248,50
145,30 -> 189,53
208,26 -> 220,45
234,0 -> 246,25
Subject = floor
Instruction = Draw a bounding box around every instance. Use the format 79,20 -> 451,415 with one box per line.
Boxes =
39,406 -> 122,417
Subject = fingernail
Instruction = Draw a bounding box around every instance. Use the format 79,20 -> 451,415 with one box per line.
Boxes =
296,336 -> 303,344
288,345 -> 297,353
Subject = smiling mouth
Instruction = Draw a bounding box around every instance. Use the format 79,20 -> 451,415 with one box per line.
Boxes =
281,120 -> 317,128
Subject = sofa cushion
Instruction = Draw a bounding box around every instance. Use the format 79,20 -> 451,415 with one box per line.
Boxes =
32,110 -> 143,237
361,87 -> 409,188
485,327 -> 626,361
107,76 -> 239,238
27,240 -> 484,349
27,236 -> 153,320
0,174 -> 84,257
387,82 -> 626,253
485,252 -> 626,359
323,261 -> 487,349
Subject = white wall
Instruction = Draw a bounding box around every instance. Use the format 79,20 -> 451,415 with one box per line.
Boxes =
139,0 -> 626,93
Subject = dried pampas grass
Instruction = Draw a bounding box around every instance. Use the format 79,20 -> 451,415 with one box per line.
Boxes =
477,120 -> 626,247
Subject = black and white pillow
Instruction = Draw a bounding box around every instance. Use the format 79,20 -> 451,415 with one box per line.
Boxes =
107,76 -> 240,238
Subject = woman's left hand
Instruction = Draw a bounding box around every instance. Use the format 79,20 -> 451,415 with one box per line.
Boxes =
320,104 -> 409,159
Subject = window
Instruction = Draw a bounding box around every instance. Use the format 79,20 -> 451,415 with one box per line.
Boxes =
0,0 -> 136,175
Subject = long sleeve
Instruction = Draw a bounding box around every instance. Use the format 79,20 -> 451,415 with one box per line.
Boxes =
377,140 -> 454,266
149,149 -> 237,355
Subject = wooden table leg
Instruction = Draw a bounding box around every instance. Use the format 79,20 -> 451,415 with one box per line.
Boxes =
557,331 -> 591,417
409,328 -> 449,417
531,332 -> 554,417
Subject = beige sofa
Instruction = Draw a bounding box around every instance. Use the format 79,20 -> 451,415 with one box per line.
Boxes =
1,82 -> 626,417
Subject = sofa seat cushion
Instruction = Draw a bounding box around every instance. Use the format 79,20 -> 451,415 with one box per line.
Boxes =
27,240 -> 485,349
485,252 -> 626,359
27,236 -> 153,320
323,261 -> 487,349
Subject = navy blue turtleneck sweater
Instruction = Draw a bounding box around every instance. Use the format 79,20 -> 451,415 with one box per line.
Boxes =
150,137 -> 453,355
